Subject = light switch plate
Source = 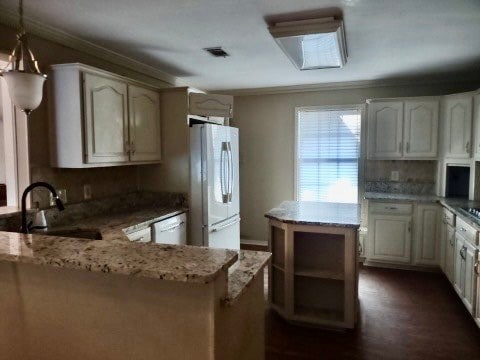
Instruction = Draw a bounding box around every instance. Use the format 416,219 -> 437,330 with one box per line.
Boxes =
390,171 -> 399,181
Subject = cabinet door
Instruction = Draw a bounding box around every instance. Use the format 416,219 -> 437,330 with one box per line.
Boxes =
128,85 -> 161,162
439,218 -> 447,272
404,100 -> 439,158
463,242 -> 478,314
474,94 -> 480,159
414,204 -> 440,266
445,224 -> 456,283
367,102 -> 403,159
453,234 -> 465,296
367,214 -> 412,263
475,253 -> 480,326
189,93 -> 233,118
83,73 -> 129,163
443,96 -> 473,158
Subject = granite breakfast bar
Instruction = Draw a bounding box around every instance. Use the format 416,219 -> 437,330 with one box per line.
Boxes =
0,230 -> 270,360
265,201 -> 361,329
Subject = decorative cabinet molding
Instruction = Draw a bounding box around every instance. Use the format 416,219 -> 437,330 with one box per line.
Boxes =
189,92 -> 233,118
443,94 -> 473,159
128,85 -> 161,162
49,63 -> 161,168
404,100 -> 439,158
367,98 -> 439,160
84,73 -> 130,164
367,101 -> 403,159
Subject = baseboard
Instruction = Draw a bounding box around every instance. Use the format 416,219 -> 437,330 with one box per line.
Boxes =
363,260 -> 441,273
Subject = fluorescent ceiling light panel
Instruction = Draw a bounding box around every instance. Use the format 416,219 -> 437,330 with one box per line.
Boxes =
269,17 -> 348,70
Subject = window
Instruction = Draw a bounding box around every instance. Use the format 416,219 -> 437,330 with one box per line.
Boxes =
295,106 -> 362,204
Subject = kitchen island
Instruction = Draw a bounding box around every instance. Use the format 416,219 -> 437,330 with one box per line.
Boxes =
0,231 -> 270,360
265,201 -> 360,329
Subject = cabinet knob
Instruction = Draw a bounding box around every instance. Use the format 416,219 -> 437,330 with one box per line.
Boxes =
466,141 -> 470,153
474,261 -> 479,275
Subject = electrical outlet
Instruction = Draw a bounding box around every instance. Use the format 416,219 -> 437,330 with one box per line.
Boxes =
83,184 -> 92,200
391,171 -> 399,181
49,189 -> 67,206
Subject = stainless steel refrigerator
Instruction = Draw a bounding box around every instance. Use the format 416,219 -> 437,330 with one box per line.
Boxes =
190,123 -> 240,249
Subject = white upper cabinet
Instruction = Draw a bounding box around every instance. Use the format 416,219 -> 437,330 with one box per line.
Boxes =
49,64 -> 161,168
128,85 -> 161,162
368,101 -> 403,159
367,98 -> 439,160
84,73 -> 129,164
404,100 -> 439,158
473,93 -> 480,159
443,94 -> 473,159
189,92 -> 233,118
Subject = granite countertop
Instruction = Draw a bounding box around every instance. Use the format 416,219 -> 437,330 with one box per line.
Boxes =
225,250 -> 271,306
39,206 -> 186,241
265,201 -> 361,228
0,231 -> 238,284
364,192 -> 441,203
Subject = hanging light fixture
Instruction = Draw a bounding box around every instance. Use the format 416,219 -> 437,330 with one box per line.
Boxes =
0,0 -> 46,115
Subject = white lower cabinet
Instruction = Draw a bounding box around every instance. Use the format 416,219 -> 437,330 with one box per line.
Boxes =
413,204 -> 440,266
474,253 -> 480,327
367,201 -> 442,267
367,213 -> 412,264
444,224 -> 456,283
453,233 -> 478,315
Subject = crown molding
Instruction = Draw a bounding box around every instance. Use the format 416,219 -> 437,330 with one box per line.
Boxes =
0,5 -> 184,86
216,77 -> 480,96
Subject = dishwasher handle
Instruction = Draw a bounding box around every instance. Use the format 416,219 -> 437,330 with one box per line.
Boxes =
157,221 -> 185,233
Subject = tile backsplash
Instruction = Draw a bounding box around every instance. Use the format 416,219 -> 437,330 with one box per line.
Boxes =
31,166 -> 140,208
365,160 -> 436,183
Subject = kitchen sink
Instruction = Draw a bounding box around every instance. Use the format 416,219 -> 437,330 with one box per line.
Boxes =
41,229 -> 103,240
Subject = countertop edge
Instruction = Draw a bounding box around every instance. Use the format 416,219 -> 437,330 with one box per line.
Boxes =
223,250 -> 271,307
264,214 -> 361,228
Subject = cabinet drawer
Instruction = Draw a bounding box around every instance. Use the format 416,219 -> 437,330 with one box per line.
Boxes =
370,202 -> 413,215
442,208 -> 456,227
456,217 -> 478,246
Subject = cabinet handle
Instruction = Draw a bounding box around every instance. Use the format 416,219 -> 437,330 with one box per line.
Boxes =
130,141 -> 136,155
408,222 -> 411,233
460,246 -> 467,260
387,207 -> 398,210
399,142 -> 402,153
466,141 -> 470,153
475,261 -> 479,275
125,141 -> 131,155
449,237 -> 454,246
460,227 -> 467,232
406,141 -> 410,153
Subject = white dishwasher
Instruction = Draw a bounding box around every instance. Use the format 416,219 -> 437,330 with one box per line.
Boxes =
151,212 -> 187,245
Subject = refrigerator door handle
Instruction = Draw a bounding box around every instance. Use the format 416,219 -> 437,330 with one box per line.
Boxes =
221,142 -> 229,203
211,217 -> 241,232
227,142 -> 233,202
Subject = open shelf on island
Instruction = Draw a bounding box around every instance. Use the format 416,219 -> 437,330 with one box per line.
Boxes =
294,268 -> 344,281
293,231 -> 345,277
271,266 -> 285,307
271,225 -> 285,269
294,276 -> 345,322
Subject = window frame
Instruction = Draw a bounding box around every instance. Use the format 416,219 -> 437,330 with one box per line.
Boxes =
294,104 -> 366,204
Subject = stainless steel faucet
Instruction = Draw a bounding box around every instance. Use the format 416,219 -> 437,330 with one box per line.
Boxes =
21,182 -> 65,234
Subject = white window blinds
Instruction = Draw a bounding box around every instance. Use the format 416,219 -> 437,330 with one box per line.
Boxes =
296,108 -> 361,203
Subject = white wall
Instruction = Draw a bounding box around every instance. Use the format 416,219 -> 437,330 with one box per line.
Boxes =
231,82 -> 479,242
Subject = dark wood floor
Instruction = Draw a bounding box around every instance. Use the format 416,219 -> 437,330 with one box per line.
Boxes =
265,266 -> 480,360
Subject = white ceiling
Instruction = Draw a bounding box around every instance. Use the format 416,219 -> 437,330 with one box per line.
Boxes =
1,0 -> 480,91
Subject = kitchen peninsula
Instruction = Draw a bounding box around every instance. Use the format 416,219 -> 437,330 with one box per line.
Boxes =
265,201 -> 360,329
0,231 -> 270,360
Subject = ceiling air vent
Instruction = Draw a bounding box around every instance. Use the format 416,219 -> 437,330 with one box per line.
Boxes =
204,47 -> 229,58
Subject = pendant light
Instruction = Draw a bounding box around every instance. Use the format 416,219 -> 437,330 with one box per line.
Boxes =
0,0 -> 46,115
